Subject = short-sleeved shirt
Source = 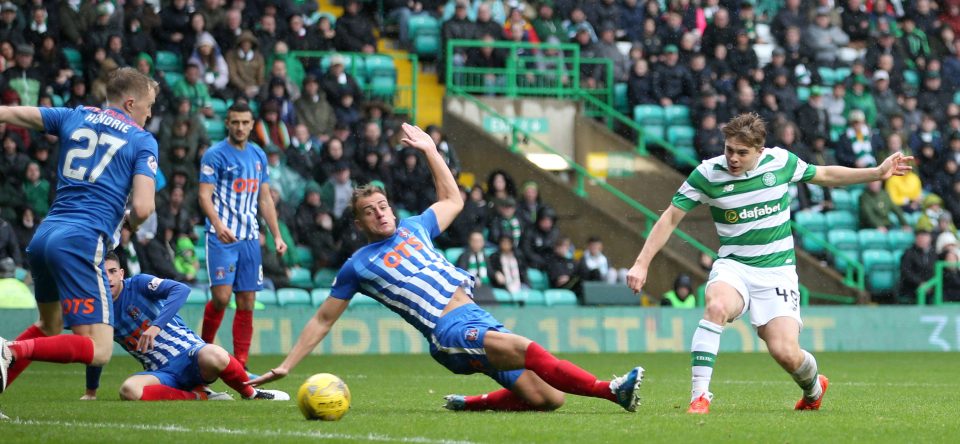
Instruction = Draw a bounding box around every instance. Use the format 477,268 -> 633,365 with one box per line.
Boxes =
39,106 -> 158,243
671,147 -> 817,268
112,274 -> 204,371
199,140 -> 270,240
331,209 -> 475,339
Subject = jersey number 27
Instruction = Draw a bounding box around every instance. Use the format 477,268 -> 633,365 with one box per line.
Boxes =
62,128 -> 128,183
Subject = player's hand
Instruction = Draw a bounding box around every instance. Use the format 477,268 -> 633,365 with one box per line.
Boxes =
626,263 -> 648,295
245,367 -> 288,387
136,325 -> 161,353
275,237 -> 288,256
877,152 -> 914,180
399,122 -> 437,154
217,226 -> 238,244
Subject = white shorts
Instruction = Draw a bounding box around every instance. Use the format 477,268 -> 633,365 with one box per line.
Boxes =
705,258 -> 802,328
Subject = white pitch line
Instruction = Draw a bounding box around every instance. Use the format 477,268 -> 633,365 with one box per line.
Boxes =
717,379 -> 957,388
6,418 -> 481,444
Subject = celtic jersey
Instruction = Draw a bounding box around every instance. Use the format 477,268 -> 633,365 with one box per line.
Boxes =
671,147 -> 817,268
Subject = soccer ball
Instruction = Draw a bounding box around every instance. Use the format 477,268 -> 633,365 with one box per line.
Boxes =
297,373 -> 351,421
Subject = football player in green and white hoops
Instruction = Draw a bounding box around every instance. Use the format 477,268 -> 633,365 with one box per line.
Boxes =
626,113 -> 913,414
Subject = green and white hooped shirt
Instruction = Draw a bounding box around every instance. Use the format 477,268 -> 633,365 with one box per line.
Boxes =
671,147 -> 817,268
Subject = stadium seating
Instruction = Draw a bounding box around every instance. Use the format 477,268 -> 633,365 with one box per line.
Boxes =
294,245 -> 313,269
633,105 -> 665,126
794,211 -> 827,254
640,124 -> 666,141
195,268 -> 209,285
364,54 -> 397,78
664,105 -> 691,126
857,229 -> 888,251
614,83 -> 629,114
313,268 -> 338,288
827,229 -> 859,272
888,229 -> 916,251
63,47 -> 83,72
310,288 -> 331,306
830,189 -> 854,212
277,288 -> 311,306
349,294 -> 380,308
444,247 -> 464,263
203,118 -> 227,140
289,267 -> 313,289
414,31 -> 440,59
492,288 -> 515,304
187,287 -> 208,304
194,245 -> 206,263
256,289 -> 278,305
162,71 -> 184,87
796,86 -> 810,102
210,98 -> 229,118
369,75 -> 397,100
544,289 -> 578,306
513,289 -> 544,306
155,50 -> 182,73
862,249 -> 897,292
825,210 -> 857,231
527,268 -> 549,291
667,125 -> 695,148
582,282 -> 639,305
194,225 -> 207,245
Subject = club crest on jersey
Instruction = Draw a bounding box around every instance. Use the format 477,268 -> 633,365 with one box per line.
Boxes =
397,228 -> 410,238
464,328 -> 479,342
201,164 -> 215,176
762,172 -> 777,187
256,161 -> 262,172
215,267 -> 226,280
148,277 -> 163,291
147,156 -> 158,174
127,305 -> 141,320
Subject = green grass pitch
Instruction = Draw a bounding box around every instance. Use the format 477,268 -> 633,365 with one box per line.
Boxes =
1,352 -> 958,443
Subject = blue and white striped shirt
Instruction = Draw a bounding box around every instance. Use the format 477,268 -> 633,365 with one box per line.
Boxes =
112,275 -> 203,371
331,209 -> 475,339
199,140 -> 270,240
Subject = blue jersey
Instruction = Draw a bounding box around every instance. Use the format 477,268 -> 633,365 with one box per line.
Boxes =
112,274 -> 203,371
199,140 -> 269,240
331,209 -> 475,339
39,106 -> 158,243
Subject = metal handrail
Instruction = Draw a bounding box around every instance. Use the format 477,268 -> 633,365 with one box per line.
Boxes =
789,221 -> 866,291
916,261 -> 960,305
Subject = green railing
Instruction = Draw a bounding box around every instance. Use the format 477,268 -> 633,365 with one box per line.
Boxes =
789,221 -> 866,292
444,39 -> 612,106
447,85 -> 716,262
916,261 -> 960,305
291,50 -> 418,124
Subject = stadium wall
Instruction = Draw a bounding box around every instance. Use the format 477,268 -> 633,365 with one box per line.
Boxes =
3,305 -> 960,354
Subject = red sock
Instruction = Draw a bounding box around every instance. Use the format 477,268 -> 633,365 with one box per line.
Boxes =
232,309 -> 253,367
201,301 -> 225,344
524,342 -> 615,401
464,388 -> 538,411
9,335 -> 94,365
218,355 -> 256,398
5,325 -> 47,386
140,385 -> 201,401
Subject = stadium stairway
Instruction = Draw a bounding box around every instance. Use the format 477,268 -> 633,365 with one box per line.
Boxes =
443,101 -> 862,301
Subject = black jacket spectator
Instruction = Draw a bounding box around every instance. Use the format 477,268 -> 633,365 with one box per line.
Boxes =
899,231 -> 938,303
134,236 -> 187,282
335,0 -> 377,53
840,1 -> 870,44
519,211 -> 560,270
0,217 -> 22,266
652,53 -> 696,106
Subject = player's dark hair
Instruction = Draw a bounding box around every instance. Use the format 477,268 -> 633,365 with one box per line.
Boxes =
722,112 -> 766,149
226,101 -> 253,118
106,67 -> 159,104
351,184 -> 389,218
105,251 -> 120,264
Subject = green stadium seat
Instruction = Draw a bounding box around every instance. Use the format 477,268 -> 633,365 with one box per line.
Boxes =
833,67 -> 851,83
321,54 -> 363,75
277,288 -> 311,306
641,124 -> 666,142
954,90 -> 960,105
795,211 -> 827,255
444,247 -> 464,263
862,249 -> 896,292
196,268 -> 209,284
256,289 -> 278,305
857,229 -> 888,251
349,294 -> 380,308
289,267 -> 313,289
524,289 -> 547,306
904,70 -> 919,89
406,15 -> 439,44
492,288 -> 514,304
513,289 -> 543,306
203,118 -> 226,140
831,189 -> 854,212
544,289 -> 578,306
364,54 -> 396,78
210,98 -> 229,117
162,71 -> 184,88
194,225 -> 207,245
849,188 -> 864,214
888,230 -> 915,251
527,268 -> 549,291
63,47 -> 83,72
311,288 -> 331,306
797,86 -> 810,102
664,105 -> 691,126
294,245 -> 313,268
825,210 -> 857,231
155,50 -> 182,73
15,267 -> 27,281
827,229 -> 860,272
904,211 -> 922,227
187,287 -> 208,304
313,268 -> 338,288
667,125 -> 695,148
633,104 -> 665,125
614,83 -> 628,113
818,67 -> 836,86
194,245 -> 206,263
414,32 -> 440,59
51,94 -> 65,107
396,208 -> 414,220
369,75 -> 397,99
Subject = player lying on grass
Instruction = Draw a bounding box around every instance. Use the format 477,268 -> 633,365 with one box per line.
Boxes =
81,252 -> 289,401
248,123 -> 644,412
627,112 -> 914,414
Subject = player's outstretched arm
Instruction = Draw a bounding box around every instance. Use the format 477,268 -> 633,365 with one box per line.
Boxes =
809,152 -> 914,187
400,122 -> 463,231
128,175 -> 156,231
626,205 -> 688,294
258,182 -> 287,255
246,297 -> 350,387
0,106 -> 44,131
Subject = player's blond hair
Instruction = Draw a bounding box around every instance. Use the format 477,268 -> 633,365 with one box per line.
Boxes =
722,113 -> 766,149
106,67 -> 159,104
351,184 -> 390,218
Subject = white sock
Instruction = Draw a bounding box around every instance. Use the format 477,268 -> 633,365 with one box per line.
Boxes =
791,350 -> 822,401
691,319 -> 723,401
